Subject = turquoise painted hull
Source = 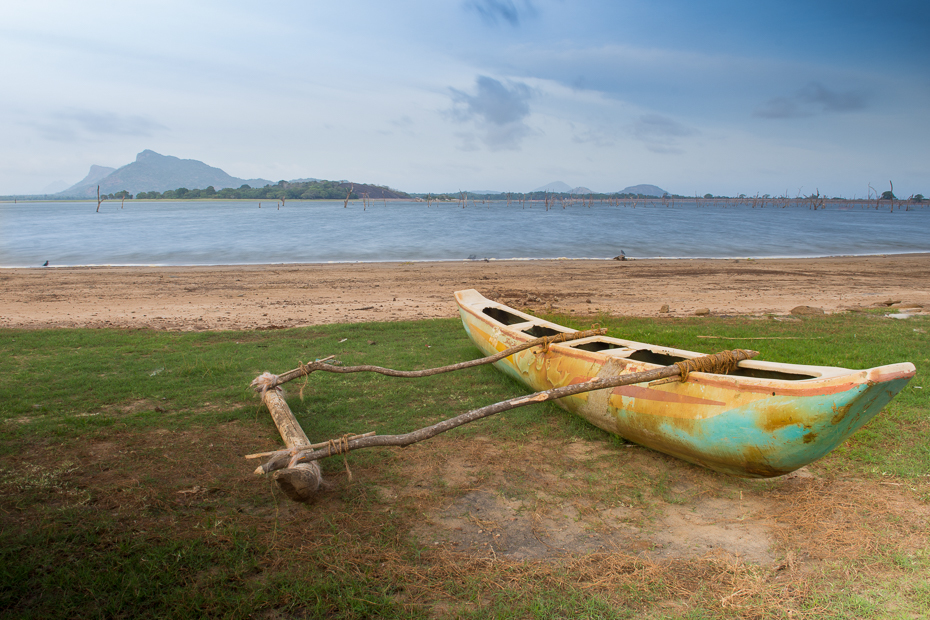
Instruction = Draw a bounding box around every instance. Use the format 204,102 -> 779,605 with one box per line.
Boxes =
455,289 -> 916,477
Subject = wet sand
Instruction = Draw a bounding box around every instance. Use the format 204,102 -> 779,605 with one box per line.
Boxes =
1,254 -> 928,331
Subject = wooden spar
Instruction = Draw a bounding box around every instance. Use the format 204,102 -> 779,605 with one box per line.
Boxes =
259,388 -> 324,502
256,348 -> 758,475
249,328 -> 605,494
245,432 -> 376,460
253,328 -> 608,393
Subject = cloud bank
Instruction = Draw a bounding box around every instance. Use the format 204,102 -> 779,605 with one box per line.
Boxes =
464,0 -> 537,26
450,76 -> 534,150
630,115 -> 696,154
755,82 -> 866,119
32,109 -> 167,143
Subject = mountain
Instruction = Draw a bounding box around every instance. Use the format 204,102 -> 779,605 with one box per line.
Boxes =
57,150 -> 273,197
61,165 -> 117,195
620,184 -> 667,197
532,181 -> 572,193
570,186 -> 593,194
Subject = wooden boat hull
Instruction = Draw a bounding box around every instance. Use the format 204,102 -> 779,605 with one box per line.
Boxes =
455,289 -> 915,477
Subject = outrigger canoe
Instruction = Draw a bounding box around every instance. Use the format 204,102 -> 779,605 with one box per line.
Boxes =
455,289 -> 916,478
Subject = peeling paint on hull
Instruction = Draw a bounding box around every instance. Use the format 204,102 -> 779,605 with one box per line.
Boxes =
455,289 -> 916,478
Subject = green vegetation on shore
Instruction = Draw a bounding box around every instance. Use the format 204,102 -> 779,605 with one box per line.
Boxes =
135,180 -> 349,201
134,179 -> 409,201
1,312 -> 927,618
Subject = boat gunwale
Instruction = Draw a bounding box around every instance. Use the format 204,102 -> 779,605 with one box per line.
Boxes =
455,289 -> 916,392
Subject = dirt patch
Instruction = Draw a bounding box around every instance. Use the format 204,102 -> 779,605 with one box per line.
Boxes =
650,497 -> 775,564
402,436 -> 929,570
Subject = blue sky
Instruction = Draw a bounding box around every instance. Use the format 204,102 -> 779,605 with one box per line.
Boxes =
1,0 -> 927,197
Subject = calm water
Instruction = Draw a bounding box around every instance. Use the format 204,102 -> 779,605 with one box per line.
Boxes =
1,200 -> 928,267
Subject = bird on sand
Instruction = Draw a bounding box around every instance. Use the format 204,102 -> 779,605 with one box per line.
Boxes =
42,260 -> 49,266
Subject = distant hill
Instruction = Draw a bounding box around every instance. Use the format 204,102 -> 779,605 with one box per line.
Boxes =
58,150 -> 273,198
530,182 -> 670,197
336,182 -> 408,200
532,181 -> 572,193
619,184 -> 667,197
61,165 -> 116,195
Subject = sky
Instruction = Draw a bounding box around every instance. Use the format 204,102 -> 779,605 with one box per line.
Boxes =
2,0 -> 928,197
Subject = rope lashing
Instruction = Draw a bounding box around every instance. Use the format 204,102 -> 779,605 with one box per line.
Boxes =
326,434 -> 354,480
250,372 -> 282,395
674,349 -> 747,382
541,324 -> 602,353
326,434 -> 352,457
541,331 -> 572,353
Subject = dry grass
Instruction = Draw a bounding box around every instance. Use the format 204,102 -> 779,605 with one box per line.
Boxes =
3,413 -> 929,619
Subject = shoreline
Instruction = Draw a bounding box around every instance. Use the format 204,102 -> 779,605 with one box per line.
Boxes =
1,254 -> 928,331
5,250 -> 930,271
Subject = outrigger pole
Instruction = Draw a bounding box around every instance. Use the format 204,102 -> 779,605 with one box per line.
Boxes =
248,332 -> 755,502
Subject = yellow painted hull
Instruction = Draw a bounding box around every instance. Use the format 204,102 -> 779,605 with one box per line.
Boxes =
455,289 -> 916,477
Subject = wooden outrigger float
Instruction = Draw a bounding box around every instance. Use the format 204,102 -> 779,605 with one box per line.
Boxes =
454,289 -> 915,478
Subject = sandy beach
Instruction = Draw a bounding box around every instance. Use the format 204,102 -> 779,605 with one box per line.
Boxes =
1,254 -> 928,331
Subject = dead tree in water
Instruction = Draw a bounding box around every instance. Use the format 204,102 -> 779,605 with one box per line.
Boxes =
96,185 -> 105,212
868,183 -> 879,210
343,184 -> 353,208
808,189 -> 824,210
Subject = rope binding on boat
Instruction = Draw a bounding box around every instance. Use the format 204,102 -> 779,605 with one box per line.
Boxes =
542,324 -> 602,353
674,348 -> 751,381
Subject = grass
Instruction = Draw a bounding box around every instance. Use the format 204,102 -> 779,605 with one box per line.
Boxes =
1,312 -> 928,619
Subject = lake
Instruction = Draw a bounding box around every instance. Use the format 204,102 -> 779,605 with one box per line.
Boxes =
1,199 -> 927,268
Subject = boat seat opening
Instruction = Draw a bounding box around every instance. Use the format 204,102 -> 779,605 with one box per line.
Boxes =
523,325 -> 566,338
482,306 -> 527,326
728,367 -> 818,381
571,341 -> 627,353
629,349 -> 818,380
626,350 -> 691,366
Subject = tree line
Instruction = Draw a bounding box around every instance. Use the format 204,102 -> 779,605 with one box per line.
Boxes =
133,180 -> 377,200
